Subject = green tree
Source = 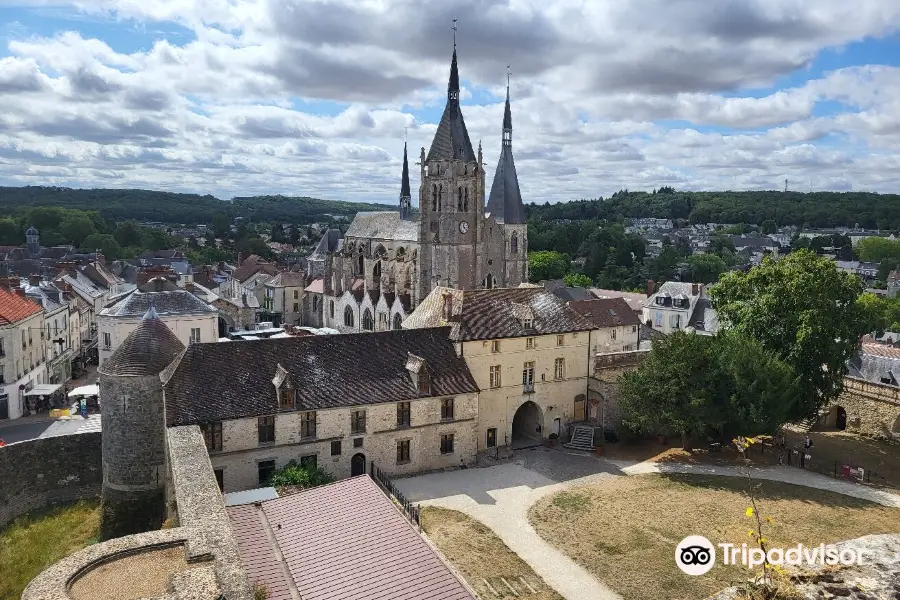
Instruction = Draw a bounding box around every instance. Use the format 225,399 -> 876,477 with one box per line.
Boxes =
81,233 -> 122,260
856,237 -> 900,263
564,273 -> 593,287
0,218 -> 20,245
59,214 -> 97,247
268,460 -> 335,489
236,236 -> 274,260
270,223 -> 286,243
760,220 -> 777,235
528,250 -> 570,282
141,228 -> 175,251
710,251 -> 872,421
289,225 -> 301,246
686,253 -> 727,284
212,213 -> 231,239
114,220 -> 144,248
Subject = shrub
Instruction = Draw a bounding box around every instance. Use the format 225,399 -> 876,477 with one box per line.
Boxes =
268,460 -> 335,490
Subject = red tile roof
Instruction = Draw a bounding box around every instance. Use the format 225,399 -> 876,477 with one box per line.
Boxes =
227,476 -> 476,600
0,288 -> 42,325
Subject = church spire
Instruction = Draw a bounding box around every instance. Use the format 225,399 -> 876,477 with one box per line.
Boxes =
487,69 -> 526,224
502,65 -> 512,146
448,19 -> 460,104
399,140 -> 412,219
424,20 -> 475,164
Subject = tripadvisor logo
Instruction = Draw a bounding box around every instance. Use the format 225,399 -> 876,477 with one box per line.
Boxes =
675,536 -> 716,576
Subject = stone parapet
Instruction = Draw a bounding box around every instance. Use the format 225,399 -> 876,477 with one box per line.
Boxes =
832,376 -> 900,439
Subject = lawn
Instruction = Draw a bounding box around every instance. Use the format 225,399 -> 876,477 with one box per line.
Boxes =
783,426 -> 900,488
0,500 -> 100,600
421,507 -> 564,600
528,473 -> 900,600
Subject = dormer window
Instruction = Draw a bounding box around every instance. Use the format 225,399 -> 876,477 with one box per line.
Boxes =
418,371 -> 431,394
272,363 -> 296,410
406,352 -> 431,396
523,318 -> 533,329
280,388 -> 294,410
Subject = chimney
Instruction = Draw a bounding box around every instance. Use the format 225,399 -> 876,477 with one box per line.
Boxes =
237,253 -> 244,267
185,281 -> 195,292
95,253 -> 105,266
646,280 -> 655,297
692,283 -> 700,296
28,274 -> 41,287
14,287 -> 25,298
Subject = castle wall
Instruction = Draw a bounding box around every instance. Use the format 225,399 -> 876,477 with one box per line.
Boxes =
0,432 -> 102,529
588,350 -> 650,429
829,377 -> 900,438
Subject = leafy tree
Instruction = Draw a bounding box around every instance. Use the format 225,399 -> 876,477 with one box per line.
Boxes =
564,273 -> 593,287
528,250 -> 570,282
760,220 -> 776,235
270,223 -> 286,243
141,227 -> 176,251
856,237 -> 900,263
187,246 -> 232,266
289,225 -> 301,246
81,233 -> 123,260
0,218 -> 20,245
710,251 -> 872,421
236,236 -> 274,260
59,214 -> 97,247
114,220 -> 144,248
212,213 -> 232,239
268,460 -> 335,489
686,253 -> 727,284
709,233 -> 735,256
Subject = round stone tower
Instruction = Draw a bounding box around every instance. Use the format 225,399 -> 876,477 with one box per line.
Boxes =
98,305 -> 185,541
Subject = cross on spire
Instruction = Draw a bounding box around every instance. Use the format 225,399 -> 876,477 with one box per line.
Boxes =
451,19 -> 458,49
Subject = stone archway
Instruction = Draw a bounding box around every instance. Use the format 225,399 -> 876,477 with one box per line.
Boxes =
826,405 -> 847,430
511,400 -> 543,449
217,312 -> 235,337
351,453 -> 366,477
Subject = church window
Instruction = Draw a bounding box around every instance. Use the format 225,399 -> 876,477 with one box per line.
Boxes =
329,300 -> 334,318
344,306 -> 355,328
438,184 -> 443,211
511,232 -> 519,254
432,184 -> 437,211
464,188 -> 469,211
484,273 -> 495,289
458,187 -> 462,211
363,308 -> 374,331
357,254 -> 364,275
373,261 -> 381,280
393,313 -> 402,330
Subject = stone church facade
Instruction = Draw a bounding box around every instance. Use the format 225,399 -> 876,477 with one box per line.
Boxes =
308,44 -> 529,333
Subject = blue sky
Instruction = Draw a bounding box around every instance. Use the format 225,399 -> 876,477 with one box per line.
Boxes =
1,1 -> 900,203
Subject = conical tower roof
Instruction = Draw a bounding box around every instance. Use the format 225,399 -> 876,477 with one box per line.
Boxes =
401,141 -> 411,198
100,305 -> 186,376
426,46 -> 475,163
487,81 -> 526,224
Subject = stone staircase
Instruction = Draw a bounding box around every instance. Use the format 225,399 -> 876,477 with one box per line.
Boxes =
564,425 -> 595,451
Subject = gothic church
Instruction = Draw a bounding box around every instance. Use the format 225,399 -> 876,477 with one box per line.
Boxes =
308,42 -> 528,333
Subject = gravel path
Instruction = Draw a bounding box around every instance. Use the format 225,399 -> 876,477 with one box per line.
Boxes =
395,449 -> 900,600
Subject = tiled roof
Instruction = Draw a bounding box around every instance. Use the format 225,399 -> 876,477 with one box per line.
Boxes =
861,342 -> 900,359
403,286 -> 595,341
100,307 -> 186,376
345,212 -> 419,242
227,476 -> 476,600
590,288 -> 649,312
486,142 -> 526,224
0,287 -> 42,325
233,255 -> 278,283
101,290 -> 216,317
568,298 -> 641,328
163,326 -> 478,426
304,278 -> 324,294
268,271 -> 306,288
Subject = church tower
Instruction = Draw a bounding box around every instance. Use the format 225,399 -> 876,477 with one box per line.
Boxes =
418,34 -> 485,301
399,142 -> 412,220
486,74 -> 528,285
98,306 -> 185,541
25,225 -> 39,257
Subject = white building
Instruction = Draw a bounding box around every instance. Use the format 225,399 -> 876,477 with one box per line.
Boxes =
0,284 -> 48,420
642,281 -> 720,336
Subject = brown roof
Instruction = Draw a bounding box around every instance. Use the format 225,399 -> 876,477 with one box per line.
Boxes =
567,297 -> 641,328
233,255 -> 278,283
267,271 -> 306,288
0,287 -> 42,325
163,326 -> 478,426
100,306 -> 186,376
403,287 -> 595,341
590,288 -> 648,312
861,342 -> 900,359
227,476 -> 476,600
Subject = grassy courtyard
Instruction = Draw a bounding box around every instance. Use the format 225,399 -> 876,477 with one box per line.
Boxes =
0,500 -> 100,600
529,473 -> 900,600
421,507 -> 564,600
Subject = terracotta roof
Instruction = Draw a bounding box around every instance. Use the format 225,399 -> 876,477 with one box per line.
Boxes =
861,342 -> 900,359
590,288 -> 648,312
100,307 -> 187,376
568,297 -> 642,328
268,271 -> 306,288
233,255 -> 278,283
163,326 -> 478,426
403,287 -> 595,341
227,476 -> 476,600
0,287 -> 42,325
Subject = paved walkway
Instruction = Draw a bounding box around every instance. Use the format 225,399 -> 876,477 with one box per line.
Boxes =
395,448 -> 900,600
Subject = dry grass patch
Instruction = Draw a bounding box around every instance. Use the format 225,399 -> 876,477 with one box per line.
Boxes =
783,427 -> 900,488
0,500 -> 100,600
421,507 -> 563,600
529,473 -> 900,600
70,545 -> 194,600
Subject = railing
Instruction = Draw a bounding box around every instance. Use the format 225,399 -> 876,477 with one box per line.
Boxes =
369,462 -> 420,530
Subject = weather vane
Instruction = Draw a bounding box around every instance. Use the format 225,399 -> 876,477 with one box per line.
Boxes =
451,19 -> 458,48
507,65 -> 511,87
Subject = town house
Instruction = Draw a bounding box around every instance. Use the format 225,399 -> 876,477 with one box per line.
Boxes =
162,327 -> 479,493
0,282 -> 47,420
261,271 -> 306,327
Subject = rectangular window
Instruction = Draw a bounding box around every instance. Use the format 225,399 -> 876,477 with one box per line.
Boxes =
22,330 -> 26,349
258,416 -> 275,444
526,337 -> 534,349
397,401 -> 411,427
440,434 -> 455,455
300,454 -> 317,469
0,338 -> 4,356
523,318 -> 533,329
258,460 -> 276,485
632,326 -> 637,333
351,410 -> 366,434
293,290 -> 299,299
489,365 -> 501,388
103,332 -> 111,349
523,361 -> 535,385
280,389 -> 294,409
293,302 -> 300,313
487,428 -> 497,448
214,469 -> 224,491
396,440 -> 410,464
611,328 -> 616,340
189,328 -> 201,343
554,358 -> 565,380
417,372 -> 430,394
300,411 -> 316,439
331,440 -> 342,456
353,437 -> 363,448
491,340 -> 500,353
655,312 -> 662,327
441,398 -> 454,420
201,421 -> 223,452
556,335 -> 564,346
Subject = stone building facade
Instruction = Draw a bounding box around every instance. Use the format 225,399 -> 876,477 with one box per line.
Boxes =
588,350 -> 650,430
826,376 -> 900,439
310,43 -> 529,331
0,284 -> 47,420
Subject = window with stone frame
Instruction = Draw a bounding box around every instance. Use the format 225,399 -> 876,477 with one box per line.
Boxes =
300,454 -> 317,469
396,439 -> 411,464
201,421 -> 223,452
258,460 -> 275,485
331,440 -> 341,456
556,335 -> 564,346
351,410 -> 366,434
441,397 -> 454,420
300,411 -> 316,439
397,401 -> 411,428
280,388 -> 294,410
363,309 -> 374,331
522,361 -> 535,386
554,357 -> 565,380
440,434 -> 454,454
491,340 -> 500,353
258,416 -> 275,444
489,365 -> 501,388
344,306 -> 355,327
418,371 -> 431,395
526,337 -> 534,349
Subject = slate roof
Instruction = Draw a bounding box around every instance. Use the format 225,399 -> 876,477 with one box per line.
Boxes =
227,476 -> 477,600
543,280 -> 595,302
163,326 -> 478,426
309,229 -> 344,261
400,141 -> 411,199
688,298 -> 720,334
568,298 -> 641,328
101,289 -> 217,317
425,48 -> 476,164
100,307 -> 186,377
403,287 -> 595,341
486,86 -> 526,224
0,287 -> 43,325
267,271 -> 306,288
345,212 -> 419,242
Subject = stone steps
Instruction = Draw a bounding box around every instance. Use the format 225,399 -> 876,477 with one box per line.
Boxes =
564,425 -> 595,451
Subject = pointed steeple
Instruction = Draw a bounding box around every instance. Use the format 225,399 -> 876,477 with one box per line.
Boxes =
425,24 -> 475,164
487,71 -> 526,224
448,47 -> 460,102
399,141 -> 412,220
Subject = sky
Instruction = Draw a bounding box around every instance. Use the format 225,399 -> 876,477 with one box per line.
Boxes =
1,1 -> 900,206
